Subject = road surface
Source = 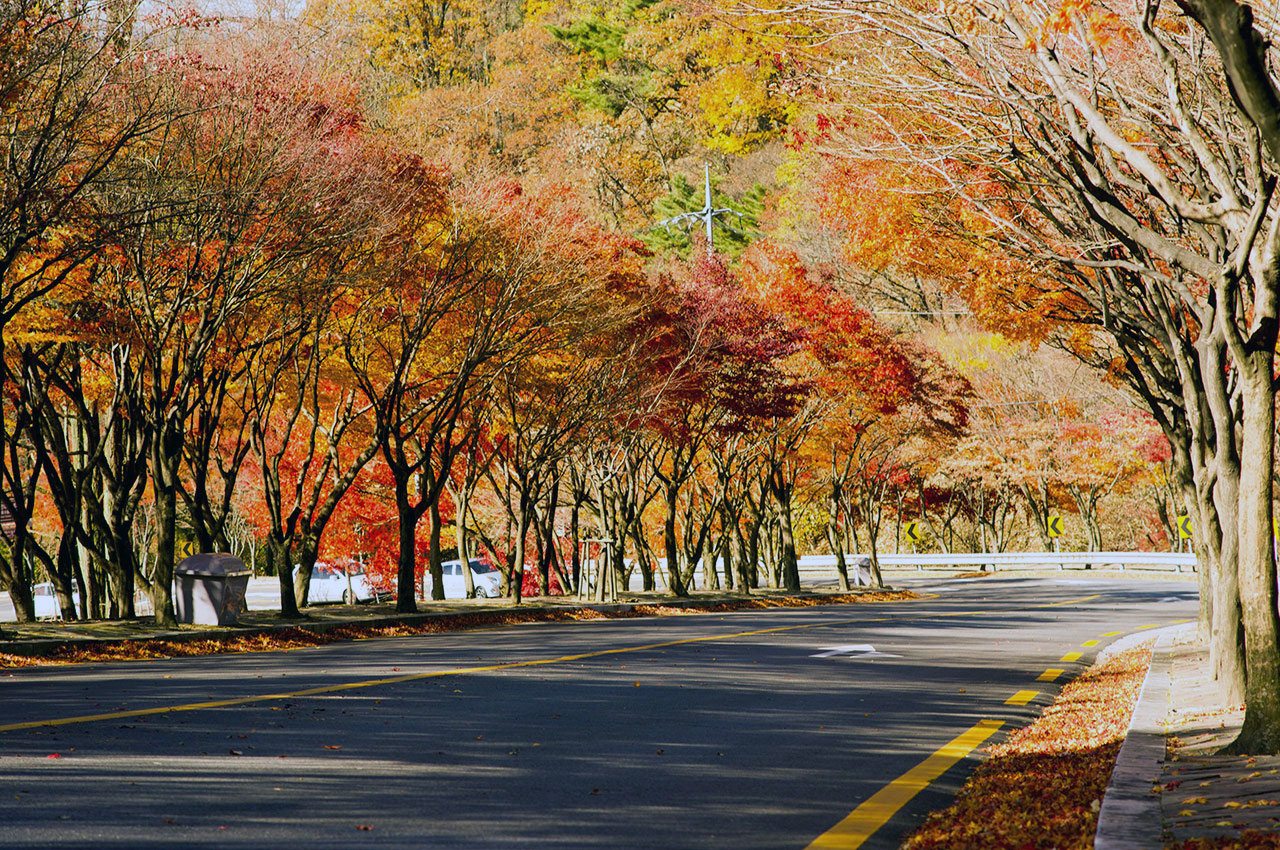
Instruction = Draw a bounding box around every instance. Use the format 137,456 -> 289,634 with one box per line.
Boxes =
0,576 -> 1195,849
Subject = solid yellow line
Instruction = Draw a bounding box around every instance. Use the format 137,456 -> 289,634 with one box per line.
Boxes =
1036,668 -> 1064,682
1061,652 -> 1082,662
933,594 -> 1101,619
0,616 -> 895,733
1005,690 -> 1038,706
1082,640 -> 1099,647
0,593 -> 1109,735
804,719 -> 1004,849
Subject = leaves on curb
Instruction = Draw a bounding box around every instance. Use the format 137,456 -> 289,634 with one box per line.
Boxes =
901,645 -> 1154,850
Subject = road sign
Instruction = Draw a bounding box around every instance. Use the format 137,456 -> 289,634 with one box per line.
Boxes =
904,521 -> 923,543
0,501 -> 13,535
1177,514 -> 1193,539
1047,516 -> 1063,538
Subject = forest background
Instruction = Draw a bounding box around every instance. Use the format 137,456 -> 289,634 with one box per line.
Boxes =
13,0 -> 1270,646
0,0 -> 1200,623
10,0 -> 1280,751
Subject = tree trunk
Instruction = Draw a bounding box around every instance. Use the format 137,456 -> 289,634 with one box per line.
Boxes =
1194,330 -> 1245,704
663,484 -> 687,597
827,491 -> 850,591
512,500 -> 529,605
394,476 -> 418,614
149,438 -> 179,627
772,475 -> 801,592
1227,359 -> 1280,753
455,484 -> 475,598
429,498 -> 445,601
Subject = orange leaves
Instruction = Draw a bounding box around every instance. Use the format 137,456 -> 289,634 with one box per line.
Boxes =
1029,0 -> 1134,52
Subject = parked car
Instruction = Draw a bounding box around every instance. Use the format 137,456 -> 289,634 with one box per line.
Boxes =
422,559 -> 502,599
32,582 -> 78,619
294,563 -> 387,605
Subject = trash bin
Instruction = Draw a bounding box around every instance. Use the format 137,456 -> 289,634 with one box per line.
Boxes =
174,553 -> 250,626
852,557 -> 872,586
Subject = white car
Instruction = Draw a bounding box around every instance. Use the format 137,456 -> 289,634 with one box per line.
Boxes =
31,582 -> 78,619
423,559 -> 502,599
296,563 -> 385,605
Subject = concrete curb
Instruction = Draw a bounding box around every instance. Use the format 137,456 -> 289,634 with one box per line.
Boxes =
1094,625 -> 1183,850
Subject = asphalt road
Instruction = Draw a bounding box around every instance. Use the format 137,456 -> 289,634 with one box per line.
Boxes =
0,576 -> 1196,849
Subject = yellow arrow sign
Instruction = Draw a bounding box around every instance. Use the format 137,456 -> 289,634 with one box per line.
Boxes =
1047,516 -> 1063,538
904,521 -> 923,544
1177,514 -> 1193,540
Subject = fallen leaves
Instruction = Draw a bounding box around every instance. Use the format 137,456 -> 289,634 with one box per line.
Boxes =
901,644 -> 1154,850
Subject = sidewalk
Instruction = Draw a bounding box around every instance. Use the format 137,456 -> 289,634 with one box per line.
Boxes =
1097,623 -> 1280,848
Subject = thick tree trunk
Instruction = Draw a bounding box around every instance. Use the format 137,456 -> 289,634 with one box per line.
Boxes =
150,444 -> 179,628
827,492 -> 850,591
1227,361 -> 1280,753
1200,330 -> 1246,704
512,501 -> 529,605
772,475 -> 801,592
292,540 -> 321,606
428,499 -> 445,601
270,540 -> 301,619
664,485 -> 687,597
568,495 -> 581,595
394,477 -> 418,614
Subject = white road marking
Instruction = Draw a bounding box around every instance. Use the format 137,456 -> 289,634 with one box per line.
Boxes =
810,644 -> 902,659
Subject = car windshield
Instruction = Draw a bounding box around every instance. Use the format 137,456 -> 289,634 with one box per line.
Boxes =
469,561 -> 497,574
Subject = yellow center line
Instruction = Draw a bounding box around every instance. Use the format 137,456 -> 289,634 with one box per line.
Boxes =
1061,651 -> 1082,662
1082,639 -> 1099,647
933,593 -> 1101,619
1005,690 -> 1038,706
2,617 -> 877,733
805,719 -> 1005,849
1102,631 -> 1122,637
1036,668 -> 1064,682
0,593 -> 1109,735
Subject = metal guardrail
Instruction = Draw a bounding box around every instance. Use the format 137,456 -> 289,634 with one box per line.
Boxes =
795,551 -> 1197,576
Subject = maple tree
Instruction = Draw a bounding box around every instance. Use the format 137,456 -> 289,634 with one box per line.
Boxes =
738,240 -> 969,588
0,0 -> 182,621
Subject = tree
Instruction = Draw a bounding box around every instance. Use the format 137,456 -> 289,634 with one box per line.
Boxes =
757,0 -> 1280,751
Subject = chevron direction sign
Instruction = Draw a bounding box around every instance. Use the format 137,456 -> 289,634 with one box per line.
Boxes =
904,521 -> 923,544
1177,514 -> 1193,539
1047,515 -> 1064,538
